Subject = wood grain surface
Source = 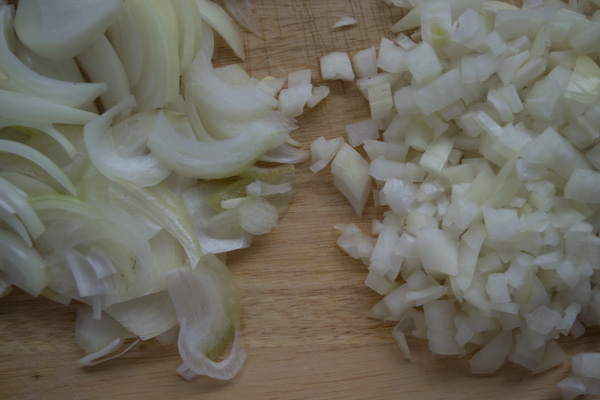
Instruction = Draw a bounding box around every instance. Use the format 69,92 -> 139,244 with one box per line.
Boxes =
1,1 -> 599,399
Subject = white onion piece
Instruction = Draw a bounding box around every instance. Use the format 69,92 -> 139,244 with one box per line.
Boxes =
0,5 -> 106,109
558,353 -> 600,399
564,168 -> 600,204
404,41 -> 441,83
0,89 -> 98,125
147,111 -> 278,179
0,139 -> 76,195
195,0 -> 245,60
14,39 -> 86,85
333,16 -> 358,29
185,51 -> 278,126
0,228 -> 46,297
345,119 -> 379,147
307,85 -> 331,108
113,180 -> 202,270
14,0 -> 123,60
182,184 -> 253,254
74,306 -> 134,356
259,142 -> 310,164
105,4 -> 143,89
352,47 -> 377,79
0,176 -> 45,242
278,83 -> 313,117
320,52 -> 355,81
310,136 -> 344,173
172,0 -> 199,75
84,96 -> 171,187
105,291 -> 178,341
78,337 -> 141,367
0,118 -> 76,159
166,258 -> 245,380
331,143 -> 371,217
76,35 -> 131,113
238,196 -> 279,235
127,0 -> 180,112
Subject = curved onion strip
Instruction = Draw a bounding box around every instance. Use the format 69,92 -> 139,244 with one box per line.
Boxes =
74,305 -> 134,354
147,112 -> 278,179
172,0 -> 198,75
78,337 -> 141,367
185,50 -> 277,122
84,96 -> 171,187
194,0 -> 245,60
127,0 -> 180,111
0,228 -> 46,297
0,5 -> 107,109
166,258 -> 244,380
177,321 -> 246,380
14,39 -> 86,85
0,118 -> 77,158
13,0 -> 123,61
112,179 -> 202,269
182,184 -> 253,254
0,139 -> 77,195
105,5 -> 143,89
0,89 -> 98,125
105,291 -> 178,340
30,195 -> 159,297
29,194 -> 93,217
0,176 -> 45,240
0,207 -> 31,246
76,35 -> 132,113
259,142 -> 311,164
0,172 -> 57,196
183,82 -> 214,141
238,196 -> 279,235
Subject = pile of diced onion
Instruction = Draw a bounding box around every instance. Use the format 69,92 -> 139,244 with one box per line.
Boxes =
312,0 -> 600,397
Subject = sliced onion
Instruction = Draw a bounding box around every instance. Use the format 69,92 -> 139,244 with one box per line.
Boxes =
14,0 -> 123,61
84,96 -> 171,187
166,257 -> 244,380
0,176 -> 45,243
0,5 -> 107,109
147,111 -> 278,179
0,228 -> 46,297
0,139 -> 76,195
76,35 -> 132,112
127,0 -> 180,111
195,0 -> 245,60
105,4 -> 143,88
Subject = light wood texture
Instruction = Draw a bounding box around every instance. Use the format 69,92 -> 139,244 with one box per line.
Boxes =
1,1 -> 599,399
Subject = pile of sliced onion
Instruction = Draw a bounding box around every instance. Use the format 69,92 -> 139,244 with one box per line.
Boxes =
0,0 -> 328,380
315,0 -> 600,397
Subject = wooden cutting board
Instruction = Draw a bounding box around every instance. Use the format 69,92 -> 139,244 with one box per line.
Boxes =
1,1 -> 599,399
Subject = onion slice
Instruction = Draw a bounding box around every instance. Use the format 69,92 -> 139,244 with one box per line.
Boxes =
14,0 -> 123,60
0,5 -> 107,109
0,228 -> 46,297
83,95 -> 171,187
147,111 -> 278,179
0,139 -> 77,195
166,256 -> 244,380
